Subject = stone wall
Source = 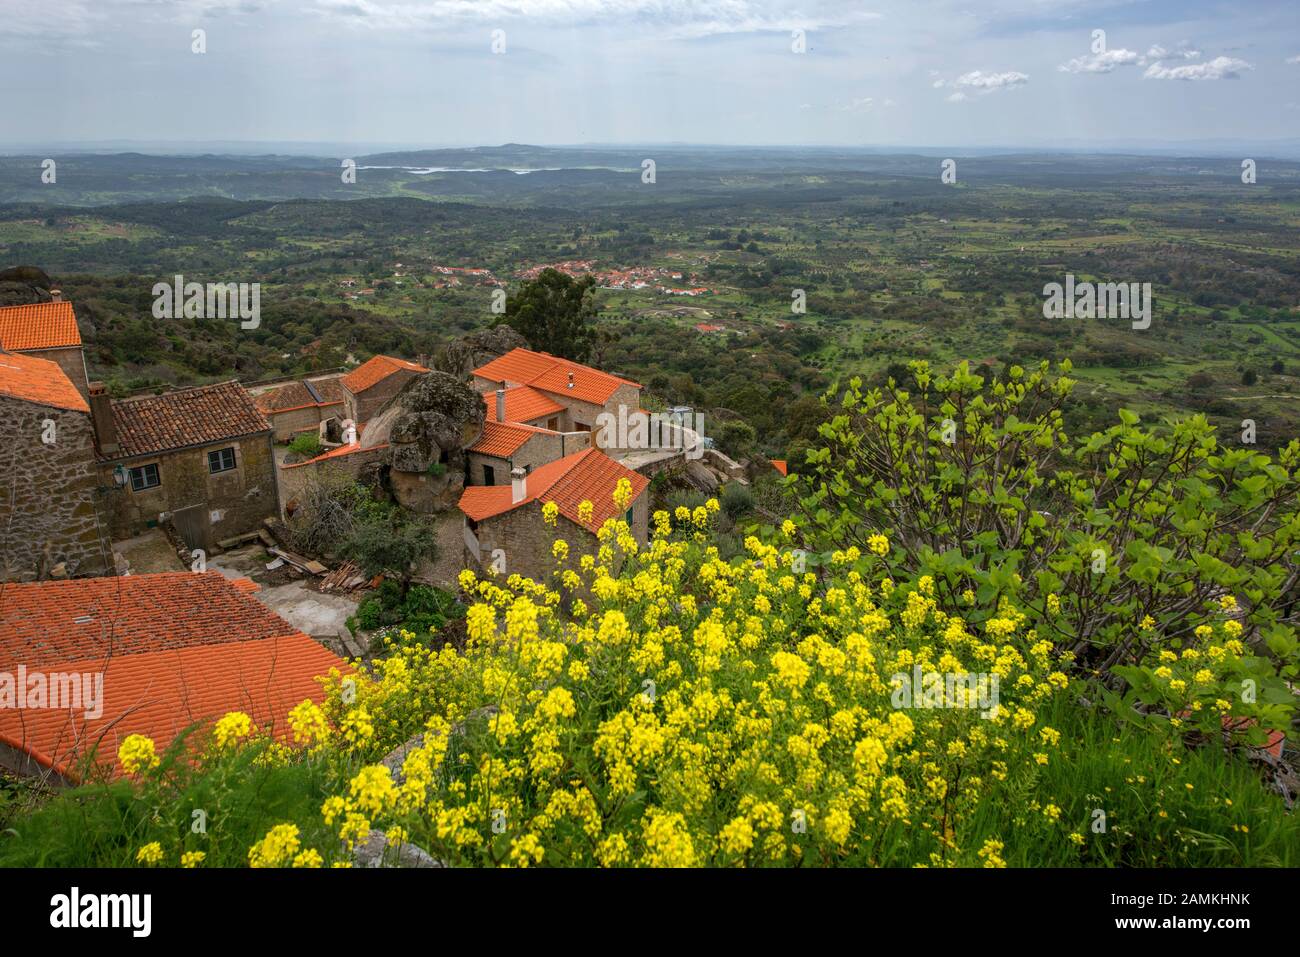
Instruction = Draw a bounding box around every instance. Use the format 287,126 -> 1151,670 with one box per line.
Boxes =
15,346 -> 89,399
0,396 -> 110,581
267,403 -> 340,442
278,446 -> 389,508
467,493 -> 649,583
347,369 -> 424,425
98,433 -> 280,549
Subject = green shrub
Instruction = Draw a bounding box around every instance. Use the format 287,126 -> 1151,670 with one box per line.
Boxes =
796,359 -> 1299,747
287,432 -> 323,458
720,481 -> 755,520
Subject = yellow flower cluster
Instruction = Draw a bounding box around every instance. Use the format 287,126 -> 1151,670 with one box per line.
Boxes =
312,509 -> 1068,867
117,734 -> 160,775
213,710 -> 253,749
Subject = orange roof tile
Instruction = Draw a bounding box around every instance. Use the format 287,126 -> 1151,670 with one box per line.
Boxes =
469,418 -> 552,458
253,377 -> 345,414
104,381 -> 270,460
341,355 -> 429,394
0,634 -> 344,782
458,447 -> 648,532
0,571 -> 303,667
771,459 -> 788,477
0,300 -> 81,351
0,349 -> 88,413
473,348 -> 639,406
481,385 -> 565,423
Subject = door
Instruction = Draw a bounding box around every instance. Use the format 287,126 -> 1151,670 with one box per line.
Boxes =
171,504 -> 211,555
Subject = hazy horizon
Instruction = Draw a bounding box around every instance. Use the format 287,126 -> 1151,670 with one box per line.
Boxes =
4,0 -> 1297,149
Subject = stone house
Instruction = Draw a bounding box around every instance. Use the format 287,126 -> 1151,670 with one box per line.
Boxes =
459,446 -> 650,582
248,373 -> 346,442
340,355 -> 429,426
0,350 -> 111,581
0,298 -> 90,399
466,394 -> 592,488
470,347 -> 643,449
92,381 -> 281,552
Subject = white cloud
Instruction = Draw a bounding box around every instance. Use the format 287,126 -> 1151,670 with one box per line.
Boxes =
948,69 -> 1028,98
838,96 -> 875,112
1059,48 -> 1140,74
1146,44 -> 1201,60
1143,55 -> 1252,80
1288,54 -> 1300,64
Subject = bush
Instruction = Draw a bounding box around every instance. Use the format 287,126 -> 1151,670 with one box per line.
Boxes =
719,481 -> 755,520
354,582 -> 465,645
795,360 -> 1299,747
287,432 -> 323,458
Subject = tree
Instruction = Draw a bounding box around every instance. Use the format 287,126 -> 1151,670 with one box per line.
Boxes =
345,512 -> 439,595
496,268 -> 598,362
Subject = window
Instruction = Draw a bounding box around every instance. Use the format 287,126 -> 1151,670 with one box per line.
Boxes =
483,464 -> 496,486
547,417 -> 559,431
208,447 -> 236,473
129,463 -> 161,491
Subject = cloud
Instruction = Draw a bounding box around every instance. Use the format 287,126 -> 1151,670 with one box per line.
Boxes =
1146,44 -> 1199,60
838,96 -> 874,112
941,69 -> 1028,101
308,0 -> 880,38
1143,55 -> 1252,80
1288,54 -> 1300,64
1058,48 -> 1140,74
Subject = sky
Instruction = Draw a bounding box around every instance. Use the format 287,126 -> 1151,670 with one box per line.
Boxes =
1,0 -> 1297,150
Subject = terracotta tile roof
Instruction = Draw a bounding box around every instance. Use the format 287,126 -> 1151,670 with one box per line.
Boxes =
771,459 -> 788,477
458,447 -> 648,532
103,381 -> 270,460
0,634 -> 343,782
0,300 -> 81,351
253,377 -> 345,415
473,348 -> 639,406
468,418 -> 551,458
341,355 -> 428,394
0,349 -> 88,413
480,385 -> 564,423
281,440 -> 388,469
0,571 -> 301,667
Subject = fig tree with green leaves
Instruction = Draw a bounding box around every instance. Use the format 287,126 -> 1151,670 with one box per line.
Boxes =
794,359 -> 1299,746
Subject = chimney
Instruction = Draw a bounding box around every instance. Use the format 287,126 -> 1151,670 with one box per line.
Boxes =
49,289 -> 64,302
496,384 -> 506,423
510,466 -> 527,504
567,371 -> 574,390
88,382 -> 118,455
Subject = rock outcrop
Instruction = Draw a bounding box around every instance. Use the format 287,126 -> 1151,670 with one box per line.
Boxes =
432,325 -> 528,379
0,265 -> 54,307
359,371 -> 484,513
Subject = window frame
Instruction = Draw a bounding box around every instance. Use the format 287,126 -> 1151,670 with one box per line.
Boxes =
129,463 -> 161,492
207,446 -> 237,474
